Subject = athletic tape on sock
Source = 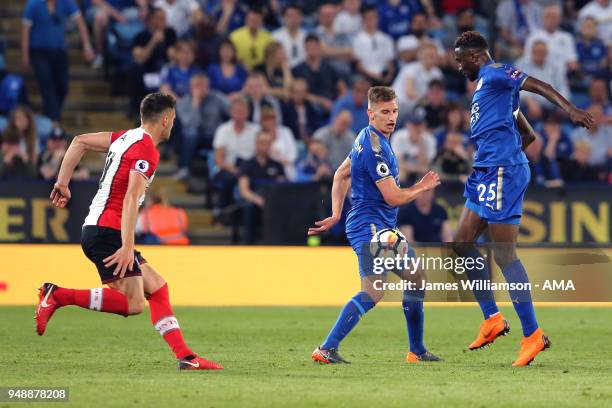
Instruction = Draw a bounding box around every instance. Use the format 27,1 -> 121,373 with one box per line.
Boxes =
89,288 -> 103,311
154,316 -> 180,336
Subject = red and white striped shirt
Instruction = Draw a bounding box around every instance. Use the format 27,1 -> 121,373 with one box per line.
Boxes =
83,128 -> 159,231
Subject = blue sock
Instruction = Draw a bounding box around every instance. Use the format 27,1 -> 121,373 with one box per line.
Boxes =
501,260 -> 539,337
463,247 -> 499,319
321,291 -> 376,350
402,288 -> 426,355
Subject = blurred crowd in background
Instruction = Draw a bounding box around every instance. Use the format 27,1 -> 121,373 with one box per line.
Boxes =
1,0 -> 611,243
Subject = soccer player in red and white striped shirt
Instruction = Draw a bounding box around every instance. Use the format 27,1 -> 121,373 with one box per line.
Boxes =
36,93 -> 222,370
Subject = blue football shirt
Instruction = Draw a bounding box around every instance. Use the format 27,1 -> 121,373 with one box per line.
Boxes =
345,125 -> 400,245
469,60 -> 529,167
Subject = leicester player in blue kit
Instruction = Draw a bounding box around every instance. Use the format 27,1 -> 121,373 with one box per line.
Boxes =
307,87 -> 441,364
453,32 -> 593,366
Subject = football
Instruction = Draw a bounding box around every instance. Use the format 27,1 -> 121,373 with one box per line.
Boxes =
370,228 -> 409,259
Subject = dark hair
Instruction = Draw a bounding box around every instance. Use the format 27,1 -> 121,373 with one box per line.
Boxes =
304,33 -> 320,44
283,4 -> 302,15
218,39 -> 237,63
3,105 -> 37,164
140,93 -> 176,123
454,30 -> 488,51
368,86 -> 397,106
360,5 -> 377,16
428,79 -> 446,90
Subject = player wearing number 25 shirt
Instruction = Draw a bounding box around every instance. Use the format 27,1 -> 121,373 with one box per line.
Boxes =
36,93 -> 223,370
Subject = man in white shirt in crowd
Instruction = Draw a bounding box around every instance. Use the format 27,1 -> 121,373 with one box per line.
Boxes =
525,4 -> 578,73
273,4 -> 307,68
579,0 -> 612,42
212,97 -> 259,210
392,42 -> 443,111
154,0 -> 203,38
333,0 -> 362,38
352,6 -> 395,85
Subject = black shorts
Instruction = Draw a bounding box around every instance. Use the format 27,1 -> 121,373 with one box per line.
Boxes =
81,226 -> 147,284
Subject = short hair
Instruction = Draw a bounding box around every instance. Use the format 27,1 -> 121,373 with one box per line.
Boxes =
368,86 -> 397,106
140,93 -> 175,123
428,79 -> 446,90
283,4 -> 302,15
361,5 -> 377,16
454,30 -> 488,51
304,33 -> 320,44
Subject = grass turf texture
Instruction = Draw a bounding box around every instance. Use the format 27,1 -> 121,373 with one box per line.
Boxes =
1,306 -> 611,407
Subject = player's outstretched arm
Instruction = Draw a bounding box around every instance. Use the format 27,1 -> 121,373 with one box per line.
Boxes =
376,170 -> 440,207
103,171 -> 147,278
51,132 -> 112,208
516,110 -> 537,150
308,157 -> 351,235
521,77 -> 594,129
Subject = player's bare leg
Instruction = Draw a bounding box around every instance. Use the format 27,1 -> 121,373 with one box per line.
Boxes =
488,224 -> 550,366
454,207 -> 510,350
399,267 -> 442,363
139,263 -> 223,370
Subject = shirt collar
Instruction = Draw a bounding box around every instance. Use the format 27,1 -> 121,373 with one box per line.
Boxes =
478,59 -> 495,79
367,124 -> 389,142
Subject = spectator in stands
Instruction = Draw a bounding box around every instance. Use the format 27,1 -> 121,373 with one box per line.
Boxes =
238,130 -> 286,243
315,2 -> 353,76
538,110 -> 574,160
254,42 -> 293,99
2,105 -> 38,168
422,79 -> 448,133
392,106 -> 436,183
130,7 -> 177,115
293,34 -> 342,110
578,0 -> 612,43
39,127 -> 89,180
88,0 -> 145,69
331,76 -> 370,134
159,39 -> 199,100
570,104 -> 612,167
210,0 -> 247,36
281,78 -> 323,141
295,139 -> 332,182
175,73 -> 229,179
136,190 -> 190,244
516,40 -> 570,119
0,106 -> 39,179
259,106 -> 297,180
433,131 -> 471,183
0,65 -> 29,117
396,35 -> 420,67
229,7 -> 273,70
524,134 -> 564,187
333,0 -> 362,38
434,102 -> 469,151
559,138 -> 602,182
206,39 -> 248,96
393,43 -> 443,111
406,12 -> 445,56
495,0 -> 543,59
441,7 -> 477,49
272,5 -> 307,69
313,109 -> 355,171
378,0 -> 423,41
398,190 -> 452,243
241,72 -> 283,124
576,17 -> 608,79
352,6 -> 395,85
525,4 -> 578,74
212,97 -> 258,211
583,78 -> 612,119
22,0 -> 95,124
193,14 -> 223,67
153,0 -> 203,38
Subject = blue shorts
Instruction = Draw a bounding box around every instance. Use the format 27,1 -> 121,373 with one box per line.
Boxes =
463,163 -> 530,224
351,239 -> 416,279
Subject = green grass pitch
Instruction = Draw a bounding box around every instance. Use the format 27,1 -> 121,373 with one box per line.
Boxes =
1,306 -> 611,407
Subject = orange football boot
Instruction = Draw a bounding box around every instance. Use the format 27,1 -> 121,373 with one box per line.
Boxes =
468,313 -> 510,350
512,328 -> 551,366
